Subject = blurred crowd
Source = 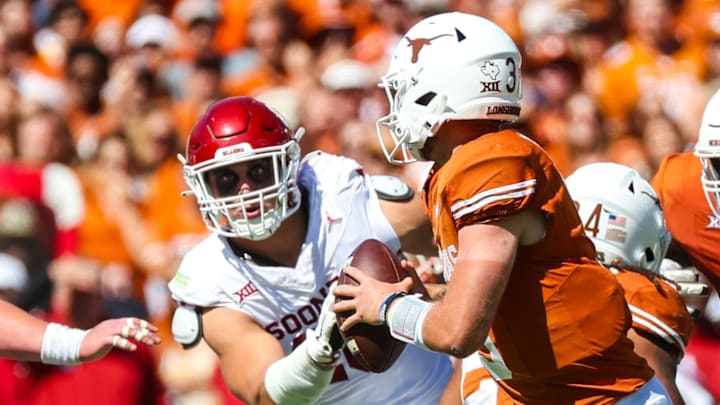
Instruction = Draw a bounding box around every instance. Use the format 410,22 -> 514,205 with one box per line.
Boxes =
0,0 -> 719,404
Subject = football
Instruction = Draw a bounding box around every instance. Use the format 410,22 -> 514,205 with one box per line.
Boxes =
336,238 -> 429,373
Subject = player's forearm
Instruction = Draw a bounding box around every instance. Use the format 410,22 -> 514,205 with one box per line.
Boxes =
386,259 -> 508,357
0,300 -> 47,361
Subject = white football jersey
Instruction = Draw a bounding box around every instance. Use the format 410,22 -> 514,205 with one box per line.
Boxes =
169,152 -> 452,404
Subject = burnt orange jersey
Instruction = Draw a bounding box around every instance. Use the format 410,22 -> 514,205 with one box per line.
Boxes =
612,269 -> 692,360
461,267 -> 692,403
651,152 -> 720,290
424,130 -> 653,404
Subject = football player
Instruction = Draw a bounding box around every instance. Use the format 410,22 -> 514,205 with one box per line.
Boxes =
168,96 -> 452,404
652,88 -> 720,291
456,163 -> 697,404
651,81 -> 720,405
334,12 -> 671,403
566,163 -> 693,405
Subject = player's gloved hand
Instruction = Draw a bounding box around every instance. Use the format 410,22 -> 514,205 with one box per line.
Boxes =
306,285 -> 344,367
660,259 -> 709,318
660,259 -> 709,297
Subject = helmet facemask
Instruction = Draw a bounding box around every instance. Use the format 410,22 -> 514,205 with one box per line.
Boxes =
182,139 -> 301,240
376,68 -> 450,164
698,156 -> 720,217
694,87 -> 720,217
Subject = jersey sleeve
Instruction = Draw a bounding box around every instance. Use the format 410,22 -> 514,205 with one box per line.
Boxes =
617,271 -> 693,360
168,240 -> 238,309
446,153 -> 538,229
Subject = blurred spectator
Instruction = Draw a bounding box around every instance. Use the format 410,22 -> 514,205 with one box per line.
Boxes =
352,0 -> 418,66
0,252 -> 28,303
1,107 -> 84,257
523,56 -> 583,176
705,7 -> 720,95
339,119 -> 392,176
563,91 -> 608,171
64,42 -> 114,161
171,55 -> 224,141
639,112 -> 687,173
32,2 -> 90,76
125,13 -> 179,77
223,1 -> 301,97
103,55 -> 171,128
594,0 -> 706,137
312,58 -> 378,154
164,0 -> 222,101
0,78 -> 20,160
0,196 -> 56,312
77,0 -> 145,32
605,135 -> 654,180
171,0 -> 220,61
128,105 -> 206,352
0,0 -> 34,72
73,132 -> 149,314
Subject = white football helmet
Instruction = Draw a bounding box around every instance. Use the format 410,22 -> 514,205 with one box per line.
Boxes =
376,12 -> 522,164
179,97 -> 302,240
565,162 -> 670,273
695,88 -> 720,217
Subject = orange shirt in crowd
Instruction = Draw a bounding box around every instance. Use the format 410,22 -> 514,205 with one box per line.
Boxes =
76,0 -> 147,31
595,36 -> 706,121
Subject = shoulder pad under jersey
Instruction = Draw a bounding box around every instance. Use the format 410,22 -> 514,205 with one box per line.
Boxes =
371,175 -> 414,202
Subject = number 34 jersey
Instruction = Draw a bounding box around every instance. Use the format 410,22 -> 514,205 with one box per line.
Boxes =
169,152 -> 452,405
424,130 -> 654,404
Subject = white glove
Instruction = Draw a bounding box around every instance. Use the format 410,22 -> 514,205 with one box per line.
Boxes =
306,287 -> 344,366
660,259 -> 709,318
660,259 -> 709,297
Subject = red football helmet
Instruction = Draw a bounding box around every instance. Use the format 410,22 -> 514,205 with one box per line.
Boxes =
180,96 -> 303,240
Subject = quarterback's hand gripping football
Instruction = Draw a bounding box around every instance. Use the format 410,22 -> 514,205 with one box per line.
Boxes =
306,286 -> 344,367
333,266 -> 414,331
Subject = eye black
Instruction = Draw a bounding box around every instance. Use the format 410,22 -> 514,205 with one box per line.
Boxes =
213,170 -> 240,196
248,160 -> 272,184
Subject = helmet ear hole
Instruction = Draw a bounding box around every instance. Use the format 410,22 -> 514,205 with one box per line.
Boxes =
415,92 -> 437,106
644,248 -> 655,263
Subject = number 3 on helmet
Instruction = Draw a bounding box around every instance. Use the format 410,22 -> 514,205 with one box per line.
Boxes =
179,96 -> 304,240
376,12 -> 523,164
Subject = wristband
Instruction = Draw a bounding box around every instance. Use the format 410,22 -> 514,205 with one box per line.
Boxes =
40,322 -> 90,365
378,291 -> 407,324
386,294 -> 432,347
